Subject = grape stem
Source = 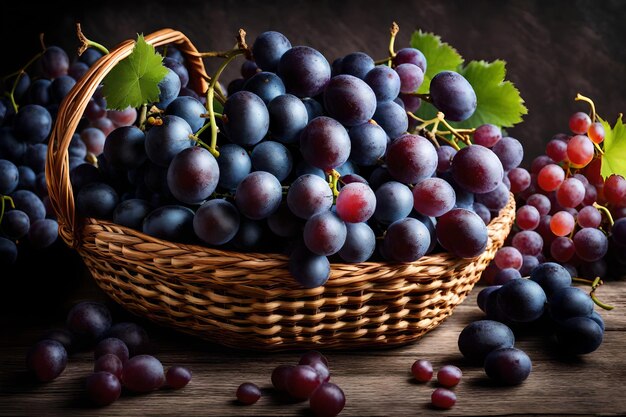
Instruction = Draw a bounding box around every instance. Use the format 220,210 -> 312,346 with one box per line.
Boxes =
2,50 -> 45,113
406,112 -> 426,123
593,142 -> 605,155
435,133 -> 461,150
387,22 -> 400,63
436,112 -> 472,145
327,169 -> 341,198
0,195 -> 15,225
572,276 -> 615,310
574,93 -> 597,122
593,202 -> 615,227
138,104 -> 148,130
76,23 -> 109,56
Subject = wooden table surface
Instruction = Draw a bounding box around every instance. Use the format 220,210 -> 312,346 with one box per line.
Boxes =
1,264 -> 625,416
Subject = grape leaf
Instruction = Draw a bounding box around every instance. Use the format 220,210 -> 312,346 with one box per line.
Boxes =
410,30 -> 463,94
599,114 -> 626,179
101,35 -> 168,110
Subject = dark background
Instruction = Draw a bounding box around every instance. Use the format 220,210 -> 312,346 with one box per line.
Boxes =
2,0 -> 626,163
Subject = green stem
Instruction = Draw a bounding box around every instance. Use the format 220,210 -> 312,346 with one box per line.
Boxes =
593,202 -> 615,227
2,51 -> 45,113
0,195 -> 15,225
327,169 -> 341,198
138,104 -> 148,130
76,23 -> 109,56
188,133 -> 213,152
575,93 -> 597,122
437,113 -> 472,145
593,141 -> 604,155
573,276 -> 615,311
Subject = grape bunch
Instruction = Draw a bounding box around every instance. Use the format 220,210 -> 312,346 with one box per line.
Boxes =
410,360 -> 461,409
26,300 -> 191,406
66,24 -> 524,289
484,97 -> 626,284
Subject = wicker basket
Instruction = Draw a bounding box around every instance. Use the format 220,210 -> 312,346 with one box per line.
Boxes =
46,29 -> 515,350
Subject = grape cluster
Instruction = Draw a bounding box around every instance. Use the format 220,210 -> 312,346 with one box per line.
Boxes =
485,101 -> 626,283
410,359 -> 461,409
68,26 -> 524,288
26,300 -> 191,406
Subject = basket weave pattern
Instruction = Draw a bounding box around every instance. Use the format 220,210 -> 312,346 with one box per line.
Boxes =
47,29 -> 515,350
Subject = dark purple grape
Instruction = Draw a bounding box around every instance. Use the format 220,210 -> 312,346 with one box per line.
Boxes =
241,59 -> 259,79
304,211 -> 346,256
287,174 -> 333,219
278,46 -> 331,98
113,199 -> 153,230
0,159 -> 18,194
49,75 -> 76,104
286,365 -> 323,400
231,219 -> 265,251
76,182 -> 119,220
235,171 -> 282,220
372,100 -> 408,139
142,205 -> 195,242
477,286 -> 501,312
267,203 -> 302,237
373,181 -> 414,225
14,104 -> 52,144
512,230 -> 544,257
458,320 -> 515,364
493,136 -> 524,171
145,115 -> 193,167
28,219 -> 58,249
386,134 -> 437,184
105,322 -> 149,357
309,382 -> 346,417
365,65 -> 401,102
251,141 -> 293,182
216,143 -> 251,191
529,262 -> 572,298
412,177 -> 456,217
24,143 -> 48,173
340,52 -> 375,79
436,208 -> 488,258
473,124 -> 502,148
194,199 -> 240,245
167,147 -> 219,204
165,96 -> 205,132
166,365 -> 192,389
227,78 -> 245,96
473,202 -> 491,225
0,128 -> 27,161
1,209 -> 30,240
94,337 -> 130,363
163,56 -> 190,88
339,222 -> 376,263
395,63 -> 424,93
268,94 -> 308,144
493,268 -> 522,285
348,122 -> 387,166
497,279 -> 546,322
41,46 -> 70,78
300,116 -> 351,171
555,316 -> 603,355
383,217 -> 431,262
94,354 -> 123,379
121,355 -> 165,392
86,371 -> 121,406
436,145 -> 457,173
222,91 -> 270,146
66,301 -> 112,343
252,31 -> 292,72
573,227 -> 609,262
430,71 -> 476,121
475,182 -> 510,212
271,364 -> 295,391
302,97 -> 324,122
26,339 -> 68,382
484,347 -> 532,385
324,75 -> 376,126
244,71 -> 286,104
236,382 -> 261,405
11,189 -> 46,223
549,287 -> 594,321
289,243 -> 330,288
155,68 -> 181,110
0,237 -> 18,265
393,47 -> 427,72
451,145 -> 504,194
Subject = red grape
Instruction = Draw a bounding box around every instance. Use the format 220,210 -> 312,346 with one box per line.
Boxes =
94,353 -> 123,379
550,236 -> 575,262
271,364 -> 294,392
309,382 -> 346,417
526,193 -> 551,216
538,164 -> 565,192
494,246 -> 523,270
336,182 -> 376,223
508,168 -> 531,194
26,339 -> 67,382
437,365 -> 462,387
550,211 -> 576,237
236,382 -> 261,405
569,111 -> 591,134
473,124 -> 502,147
431,388 -> 456,409
286,365 -> 323,400
166,366 -> 192,389
566,135 -> 594,167
86,372 -> 121,406
516,205 -> 540,231
556,177 -> 586,208
121,355 -> 165,392
604,174 -> 626,206
411,359 -> 433,382
545,139 -> 568,163
577,206 -> 602,228
588,122 -> 605,144
299,351 -> 329,367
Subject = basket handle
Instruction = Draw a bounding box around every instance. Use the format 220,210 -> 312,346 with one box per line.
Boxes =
46,29 -> 209,248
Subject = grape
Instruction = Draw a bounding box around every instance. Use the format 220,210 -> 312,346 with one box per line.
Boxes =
235,171 -> 282,220
0,159 -> 18,194
252,31 -> 292,72
473,202 -> 491,225
528,262 -> 571,297
393,47 -> 427,72
573,227 -> 608,262
240,60 -> 259,79
395,63 -> 424,93
24,143 -> 47,173
309,382 -> 346,417
287,174 -> 333,219
39,329 -> 74,353
95,354 -> 123,378
431,388 -> 456,410
338,221 -> 376,263
436,208 -> 488,258
166,366 -> 192,389
25,339 -> 67,382
227,78 -> 245,96
508,168 -> 531,194
331,57 -> 344,77
516,205 -> 540,230
86,372 -> 121,406
590,310 -> 605,332
372,181 -> 412,225
86,97 -> 107,121
163,57 -> 190,88
251,141 -> 292,182
222,91 -> 270,147
494,246 -> 523,270
300,116 -> 351,171
497,278 -> 546,322
566,135 -> 594,167
0,128 -> 27,161
155,68 -> 181,110
436,145 -> 457,173
95,338 -> 129,363
105,322 -> 149,356
40,46 -> 70,78
545,139 -> 568,162
474,124 -> 502,147
336,183 -> 376,223
112,199 -> 152,230
493,137 -> 524,171
451,145 -> 503,194
457,319 -> 515,363
32,172 -> 47,197
91,117 -> 116,136
216,143 -> 251,190
588,122 -> 605,144
1,210 -> 30,240
267,203 -> 302,237
430,71 -> 477,121
243,71 -> 286,104
28,219 -> 58,249
556,316 -> 603,355
537,164 -> 565,192
484,347 -> 532,385
556,177 -> 585,208
271,364 -> 295,391
69,133 -> 88,160
494,268 -> 522,285
122,355 -> 165,392
604,174 -> 626,206
298,350 -> 329,367
550,211 -> 575,237
143,205 -> 195,242
530,155 -> 556,175
386,134 -> 437,184
301,97 -> 324,122
278,46 -> 331,98
101,126 -> 146,169
76,182 -> 119,220
324,74 -> 376,126
66,301 -> 112,343
80,127 -> 106,156
550,237 -> 575,263
267,94 -> 308,144
49,75 -> 76,104
14,104 -> 52,144
372,100 -> 408,139
340,51 -> 375,79
436,365 -> 461,388
167,147 -> 219,204
519,255 -> 539,276
347,122 -> 387,166
412,178 -> 455,217
364,65 -> 401,102
383,217 -> 431,262
11,189 -> 46,222
236,382 -> 261,405
286,364 -> 323,400
526,193 -> 551,216
569,111 -> 591,134
549,286 -> 594,321
145,115 -> 193,167
27,79 -> 51,106
577,206 -> 601,228
0,237 -> 17,265
477,286 -> 501,312
289,242 -> 330,288
165,96 -> 205,132
400,94 -> 421,112
304,211 -> 347,256
411,359 -> 433,382
613,218 -> 626,246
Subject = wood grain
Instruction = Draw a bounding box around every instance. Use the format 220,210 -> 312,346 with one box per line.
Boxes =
2,273 -> 625,416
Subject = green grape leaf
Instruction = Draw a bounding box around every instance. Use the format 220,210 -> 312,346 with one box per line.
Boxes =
599,114 -> 626,179
410,30 -> 464,94
101,35 -> 168,110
